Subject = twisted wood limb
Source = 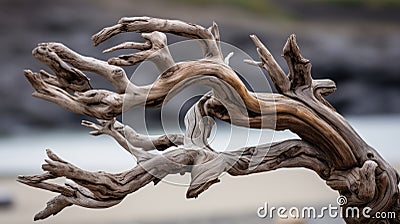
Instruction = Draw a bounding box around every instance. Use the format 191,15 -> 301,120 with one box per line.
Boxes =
81,119 -> 184,153
105,31 -> 175,72
20,17 -> 400,223
92,16 -> 222,59
18,140 -> 324,220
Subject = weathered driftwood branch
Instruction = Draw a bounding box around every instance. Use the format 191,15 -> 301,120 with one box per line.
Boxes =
19,17 -> 400,223
81,119 -> 184,152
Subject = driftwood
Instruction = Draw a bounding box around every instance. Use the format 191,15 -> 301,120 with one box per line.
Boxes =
18,17 -> 400,223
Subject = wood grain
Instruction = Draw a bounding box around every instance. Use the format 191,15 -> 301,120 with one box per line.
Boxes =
19,17 -> 400,223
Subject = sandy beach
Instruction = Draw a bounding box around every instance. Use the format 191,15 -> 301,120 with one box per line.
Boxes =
1,168 -> 344,224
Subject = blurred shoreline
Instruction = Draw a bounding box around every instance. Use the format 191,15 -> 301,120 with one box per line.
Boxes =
1,114 -> 399,176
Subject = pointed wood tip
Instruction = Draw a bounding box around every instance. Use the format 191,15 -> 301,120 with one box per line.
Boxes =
45,148 -> 53,156
16,175 -> 27,184
91,24 -> 122,46
283,34 -> 299,55
249,35 -> 263,52
250,35 -> 274,61
249,34 -> 259,43
23,69 -> 33,77
212,21 -> 218,27
186,178 -> 220,199
283,34 -> 309,64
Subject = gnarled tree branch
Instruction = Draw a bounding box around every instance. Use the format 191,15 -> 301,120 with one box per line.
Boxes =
19,17 -> 400,224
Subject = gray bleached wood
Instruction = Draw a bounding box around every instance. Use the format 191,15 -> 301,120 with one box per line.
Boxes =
19,17 -> 400,223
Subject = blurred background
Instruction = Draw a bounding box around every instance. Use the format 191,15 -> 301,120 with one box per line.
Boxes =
0,0 -> 399,223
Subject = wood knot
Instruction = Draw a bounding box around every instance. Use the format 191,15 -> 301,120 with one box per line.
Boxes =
327,160 -> 378,203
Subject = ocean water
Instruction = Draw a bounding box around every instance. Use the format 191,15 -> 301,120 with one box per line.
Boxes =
0,115 -> 399,176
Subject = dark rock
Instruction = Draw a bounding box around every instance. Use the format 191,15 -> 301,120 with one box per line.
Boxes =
0,192 -> 13,209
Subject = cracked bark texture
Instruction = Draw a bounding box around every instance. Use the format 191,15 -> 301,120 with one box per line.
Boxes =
19,17 -> 400,223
